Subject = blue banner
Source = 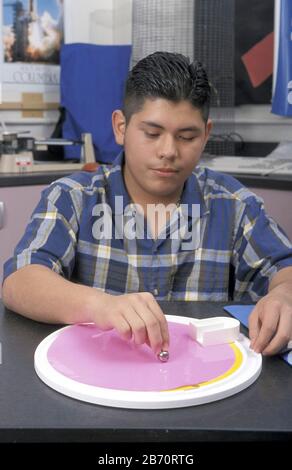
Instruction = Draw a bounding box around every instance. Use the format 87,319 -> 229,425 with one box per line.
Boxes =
61,44 -> 132,163
271,0 -> 292,116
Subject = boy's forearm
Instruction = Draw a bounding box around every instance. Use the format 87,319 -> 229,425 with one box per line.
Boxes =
2,265 -> 106,324
2,265 -> 170,355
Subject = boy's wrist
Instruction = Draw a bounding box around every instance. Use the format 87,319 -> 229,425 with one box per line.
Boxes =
81,287 -> 110,323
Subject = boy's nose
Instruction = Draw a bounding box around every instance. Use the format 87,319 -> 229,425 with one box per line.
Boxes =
157,135 -> 178,159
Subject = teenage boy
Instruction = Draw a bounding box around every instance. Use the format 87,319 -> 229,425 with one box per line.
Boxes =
3,52 -> 292,357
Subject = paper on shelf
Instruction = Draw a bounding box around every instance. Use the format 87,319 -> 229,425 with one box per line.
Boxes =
200,142 -> 292,176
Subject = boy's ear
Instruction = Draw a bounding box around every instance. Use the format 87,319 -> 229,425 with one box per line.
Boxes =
205,119 -> 213,140
202,118 -> 213,147
112,110 -> 126,146
201,119 -> 213,153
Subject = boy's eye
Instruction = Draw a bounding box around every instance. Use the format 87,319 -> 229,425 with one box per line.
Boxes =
179,135 -> 195,141
145,132 -> 160,138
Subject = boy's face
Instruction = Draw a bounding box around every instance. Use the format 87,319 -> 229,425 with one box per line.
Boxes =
112,98 -> 212,205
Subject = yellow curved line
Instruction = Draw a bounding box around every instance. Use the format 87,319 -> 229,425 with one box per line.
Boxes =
164,343 -> 243,392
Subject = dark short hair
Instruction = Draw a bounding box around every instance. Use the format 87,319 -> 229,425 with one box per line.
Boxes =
123,51 -> 211,124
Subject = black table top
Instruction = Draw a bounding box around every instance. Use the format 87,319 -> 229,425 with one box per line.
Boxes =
1,300 -> 291,446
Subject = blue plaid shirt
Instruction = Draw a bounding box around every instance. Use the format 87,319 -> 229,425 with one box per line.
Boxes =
4,152 -> 292,301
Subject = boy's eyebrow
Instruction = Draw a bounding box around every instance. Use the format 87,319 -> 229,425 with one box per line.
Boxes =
140,121 -> 164,129
140,120 -> 202,132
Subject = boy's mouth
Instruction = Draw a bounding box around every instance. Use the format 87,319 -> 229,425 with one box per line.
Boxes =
152,168 -> 178,178
151,167 -> 179,176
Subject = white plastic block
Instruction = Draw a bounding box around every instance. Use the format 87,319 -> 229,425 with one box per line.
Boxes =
189,317 -> 240,346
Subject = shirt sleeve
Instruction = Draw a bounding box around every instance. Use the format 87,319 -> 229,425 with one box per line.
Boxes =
232,195 -> 292,302
3,182 -> 79,283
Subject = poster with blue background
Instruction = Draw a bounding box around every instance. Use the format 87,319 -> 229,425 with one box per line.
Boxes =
272,0 -> 292,116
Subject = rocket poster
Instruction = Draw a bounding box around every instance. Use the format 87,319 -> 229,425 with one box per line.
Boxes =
1,0 -> 64,92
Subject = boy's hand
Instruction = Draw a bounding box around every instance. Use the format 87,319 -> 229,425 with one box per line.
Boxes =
91,291 -> 169,355
249,282 -> 292,355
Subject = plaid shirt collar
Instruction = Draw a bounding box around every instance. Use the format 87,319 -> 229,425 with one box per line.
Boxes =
106,151 -> 208,218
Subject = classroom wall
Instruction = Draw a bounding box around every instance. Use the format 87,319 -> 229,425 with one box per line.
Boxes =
64,0 -> 132,45
0,0 -> 132,140
0,0 -> 290,143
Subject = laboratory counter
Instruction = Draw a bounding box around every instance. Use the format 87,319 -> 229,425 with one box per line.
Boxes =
0,300 -> 291,444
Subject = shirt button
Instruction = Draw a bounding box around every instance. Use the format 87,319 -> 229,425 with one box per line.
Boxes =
153,288 -> 159,296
